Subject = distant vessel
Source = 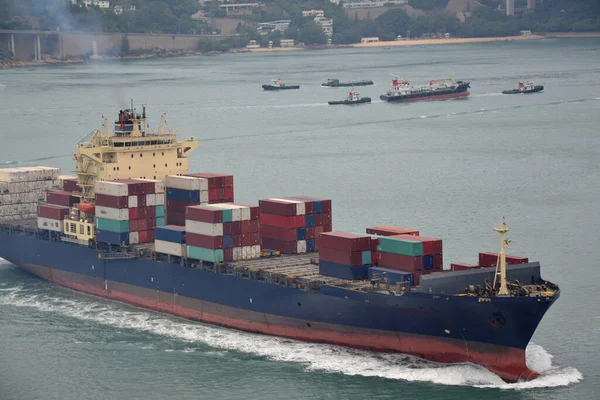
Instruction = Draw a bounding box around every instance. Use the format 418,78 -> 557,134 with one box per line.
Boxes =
328,89 -> 371,105
262,77 -> 300,91
502,81 -> 544,94
322,78 -> 374,87
380,76 -> 470,103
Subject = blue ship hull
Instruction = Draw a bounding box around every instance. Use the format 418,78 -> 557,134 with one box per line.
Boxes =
0,230 -> 558,382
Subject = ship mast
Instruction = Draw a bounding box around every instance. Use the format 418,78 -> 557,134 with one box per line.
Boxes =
493,217 -> 511,296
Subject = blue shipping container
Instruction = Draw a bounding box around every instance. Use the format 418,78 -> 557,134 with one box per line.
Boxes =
368,267 -> 413,286
223,235 -> 233,249
166,188 -> 200,202
305,214 -> 315,227
319,260 -> 369,280
155,226 -> 186,243
313,201 -> 323,214
297,227 -> 306,240
96,230 -> 129,246
423,255 -> 434,270
307,239 -> 315,253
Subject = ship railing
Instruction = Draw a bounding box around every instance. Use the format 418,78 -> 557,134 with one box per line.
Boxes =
61,236 -> 89,246
102,251 -> 138,260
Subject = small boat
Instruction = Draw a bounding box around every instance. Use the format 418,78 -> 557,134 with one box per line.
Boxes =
328,89 -> 371,105
502,81 -> 544,94
322,78 -> 374,87
262,77 -> 300,90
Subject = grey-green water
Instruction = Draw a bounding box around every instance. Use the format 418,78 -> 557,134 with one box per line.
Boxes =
1,38 -> 599,399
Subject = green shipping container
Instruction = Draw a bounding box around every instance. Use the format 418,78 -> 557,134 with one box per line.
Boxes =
187,245 -> 224,263
156,205 -> 165,218
156,217 -> 165,227
361,250 -> 372,265
377,237 -> 423,256
96,217 -> 130,233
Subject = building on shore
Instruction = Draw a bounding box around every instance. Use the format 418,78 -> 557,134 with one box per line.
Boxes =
343,0 -> 407,8
361,37 -> 379,43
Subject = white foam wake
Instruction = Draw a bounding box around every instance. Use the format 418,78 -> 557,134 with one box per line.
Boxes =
0,284 -> 582,389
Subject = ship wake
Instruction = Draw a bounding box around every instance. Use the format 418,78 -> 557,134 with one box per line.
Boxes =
0,275 -> 582,389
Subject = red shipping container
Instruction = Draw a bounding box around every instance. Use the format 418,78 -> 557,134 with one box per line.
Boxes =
231,221 -> 242,235
129,219 -> 139,232
223,222 -> 232,235
145,206 -> 156,218
208,188 -> 218,201
479,252 -> 529,267
320,232 -> 371,252
62,178 -> 79,192
293,196 -> 332,213
46,190 -> 78,207
259,213 -> 305,229
323,224 -> 333,233
366,226 -> 419,237
433,253 -> 443,269
224,175 -> 234,188
138,229 -> 154,243
377,251 -> 423,272
306,226 -> 315,240
137,194 -> 147,207
129,207 -> 139,220
249,206 -> 259,221
314,226 -> 324,237
506,255 -> 529,265
314,213 -> 323,226
319,247 -> 364,266
224,187 -> 234,201
186,206 -> 223,223
241,220 -> 259,234
260,225 -> 297,241
303,201 -> 314,215
187,233 -> 224,249
314,238 -> 320,252
167,199 -> 200,212
215,188 -> 225,201
259,199 -> 298,216
241,232 -> 260,246
370,237 -> 380,251
115,179 -> 144,195
261,237 -> 298,254
224,248 -> 233,261
137,218 -> 149,231
232,234 -> 242,247
167,211 -> 186,226
392,235 -> 442,255
451,263 -> 479,272
371,251 -> 378,265
38,204 -> 70,220
95,194 -> 128,208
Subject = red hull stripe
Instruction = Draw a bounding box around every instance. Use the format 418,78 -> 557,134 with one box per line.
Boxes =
390,91 -> 470,102
20,263 -> 538,382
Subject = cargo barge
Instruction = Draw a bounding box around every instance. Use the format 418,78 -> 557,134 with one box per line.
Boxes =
262,77 -> 300,90
502,81 -> 544,94
0,106 -> 559,383
322,79 -> 374,87
380,77 -> 470,102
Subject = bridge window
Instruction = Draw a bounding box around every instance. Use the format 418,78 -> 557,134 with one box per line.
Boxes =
131,154 -> 133,158
80,224 -> 84,235
87,226 -> 91,236
153,152 -> 155,156
162,152 -> 164,156
128,166 -> 131,170
165,163 -> 167,167
140,154 -> 142,158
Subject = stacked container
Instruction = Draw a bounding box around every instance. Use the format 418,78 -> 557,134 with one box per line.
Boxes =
259,196 -> 332,254
184,173 -> 234,204
185,203 -> 260,262
478,252 -> 529,267
319,232 -> 372,280
155,225 -> 186,257
375,234 -> 443,285
450,263 -> 480,272
45,189 -> 79,207
37,204 -> 71,232
165,175 -> 208,226
58,175 -> 80,193
94,179 -> 161,245
366,226 -> 419,237
0,167 -> 60,222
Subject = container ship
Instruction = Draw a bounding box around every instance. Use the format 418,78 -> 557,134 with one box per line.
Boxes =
380,77 -> 470,102
0,106 -> 559,383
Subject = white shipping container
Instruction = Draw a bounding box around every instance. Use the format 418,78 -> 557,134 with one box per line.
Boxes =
155,193 -> 165,206
138,178 -> 165,194
37,217 -> 64,232
128,195 -> 138,208
0,167 -> 60,183
0,212 -> 36,222
224,204 -> 251,221
146,194 -> 156,206
185,220 -> 223,236
0,180 -> 54,194
155,240 -> 185,257
0,202 -> 37,217
252,245 -> 261,259
0,191 -> 44,205
95,181 -> 129,197
270,198 -> 306,216
129,232 -> 139,244
232,247 -> 242,261
297,240 -> 307,254
95,205 -> 129,221
211,203 -> 243,222
200,190 -> 209,204
166,175 -> 208,191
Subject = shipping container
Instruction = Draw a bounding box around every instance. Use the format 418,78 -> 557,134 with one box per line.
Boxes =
258,225 -> 296,241
0,167 -> 59,183
260,237 -> 299,254
377,236 -> 423,257
259,213 -> 305,229
232,234 -> 242,247
241,232 -> 260,247
230,221 -> 242,235
377,251 -> 424,271
155,225 -> 186,243
156,217 -> 165,227
392,235 -> 442,255
146,194 -> 156,207
297,240 -> 307,254
361,250 -> 372,265
268,198 -> 306,216
137,178 -> 164,194
166,188 -> 200,203
307,239 -> 316,253
166,175 -> 208,191
129,219 -> 138,232
186,205 -> 223,223
224,187 -> 234,202
423,255 -> 434,270
96,217 -> 130,233
320,232 -> 371,252
319,247 -> 365,266
187,245 -> 224,263
37,217 -> 64,232
61,177 -> 79,193
138,230 -> 154,243
366,226 -> 420,237
129,231 -> 139,245
155,240 -> 185,257
241,220 -> 259,234
95,194 -> 127,209
224,248 -> 233,261
128,195 -> 138,208
223,235 -> 233,249
96,230 -> 129,245
185,220 -> 224,236
185,173 -> 233,189
37,204 -> 70,220
433,253 -> 443,269
155,194 -> 165,206
291,196 -> 332,213
450,263 -> 479,272
368,267 -> 413,286
319,261 -> 368,280
46,190 -> 78,207
478,252 -> 529,267
95,205 -> 129,221
94,181 -> 129,197
156,205 -> 165,218
259,199 -> 299,216
187,233 -> 224,249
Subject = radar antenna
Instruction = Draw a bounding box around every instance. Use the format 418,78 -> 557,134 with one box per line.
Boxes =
493,217 -> 511,296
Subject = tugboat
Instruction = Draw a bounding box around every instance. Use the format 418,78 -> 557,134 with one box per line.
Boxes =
262,77 -> 300,91
380,75 -> 470,102
328,89 -> 371,105
502,81 -> 544,94
322,78 -> 374,87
